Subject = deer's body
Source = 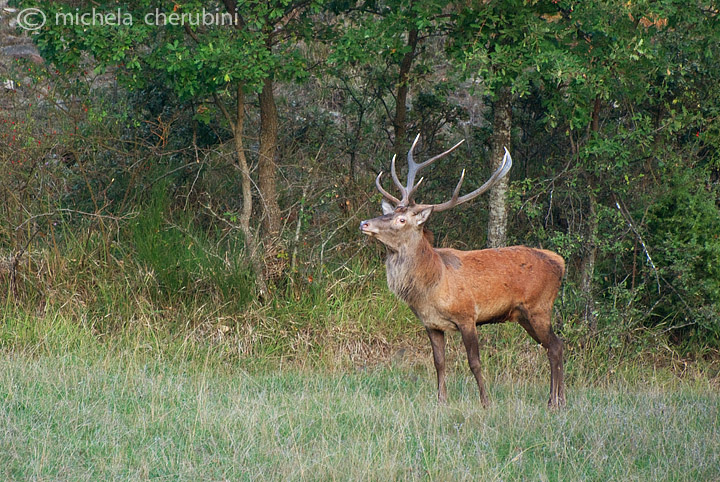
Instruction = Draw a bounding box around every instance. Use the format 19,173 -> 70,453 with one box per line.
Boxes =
387,244 -> 564,333
361,136 -> 566,407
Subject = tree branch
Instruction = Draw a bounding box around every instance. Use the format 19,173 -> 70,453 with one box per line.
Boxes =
213,92 -> 236,132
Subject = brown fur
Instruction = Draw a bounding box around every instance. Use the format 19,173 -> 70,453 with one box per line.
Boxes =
361,207 -> 566,408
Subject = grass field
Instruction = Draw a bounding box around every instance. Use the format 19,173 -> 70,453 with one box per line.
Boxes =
1,326 -> 718,481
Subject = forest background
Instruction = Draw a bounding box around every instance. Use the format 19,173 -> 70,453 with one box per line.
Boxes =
1,0 -> 719,366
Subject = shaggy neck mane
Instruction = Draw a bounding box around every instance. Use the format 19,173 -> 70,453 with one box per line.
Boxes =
385,235 -> 441,305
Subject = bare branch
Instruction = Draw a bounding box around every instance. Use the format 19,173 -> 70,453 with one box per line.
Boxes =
14,209 -> 136,232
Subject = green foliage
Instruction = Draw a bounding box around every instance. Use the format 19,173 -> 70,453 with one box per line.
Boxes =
646,169 -> 720,347
325,0 -> 460,155
2,0 -> 719,357
328,0 -> 450,65
450,0 -> 563,97
130,182 -> 254,306
25,0 -> 319,99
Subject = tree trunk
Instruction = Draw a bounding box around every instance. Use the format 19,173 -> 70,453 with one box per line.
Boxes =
213,3 -> 267,297
579,96 -> 602,330
231,85 -> 268,297
258,75 -> 281,240
580,190 -> 598,330
393,28 -> 419,160
487,86 -> 512,248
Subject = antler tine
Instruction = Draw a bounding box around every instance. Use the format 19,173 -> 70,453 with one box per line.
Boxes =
389,154 -> 408,203
405,136 -> 466,204
408,133 -> 422,164
417,139 -> 466,169
427,146 -> 513,213
376,135 -> 477,208
451,169 -> 466,201
375,172 -> 402,205
416,169 -> 465,213
404,134 -> 422,202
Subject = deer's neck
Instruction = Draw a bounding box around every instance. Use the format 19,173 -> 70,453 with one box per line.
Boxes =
386,238 -> 442,306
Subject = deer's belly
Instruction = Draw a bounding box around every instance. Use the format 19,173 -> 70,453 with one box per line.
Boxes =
420,317 -> 458,332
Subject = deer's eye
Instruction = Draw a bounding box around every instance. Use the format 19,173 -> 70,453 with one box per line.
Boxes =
398,217 -> 406,224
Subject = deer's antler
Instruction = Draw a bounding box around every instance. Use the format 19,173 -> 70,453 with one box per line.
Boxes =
375,135 -> 512,212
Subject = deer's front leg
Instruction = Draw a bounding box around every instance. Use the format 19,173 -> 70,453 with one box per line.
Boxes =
426,328 -> 447,403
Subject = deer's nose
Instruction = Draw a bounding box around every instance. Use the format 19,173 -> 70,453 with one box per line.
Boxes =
360,221 -> 370,231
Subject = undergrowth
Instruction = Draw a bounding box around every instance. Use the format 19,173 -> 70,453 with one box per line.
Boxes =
1,169 -> 718,379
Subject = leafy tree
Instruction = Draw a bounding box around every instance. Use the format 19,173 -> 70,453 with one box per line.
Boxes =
450,0 -> 563,248
542,0 -> 720,333
448,0 -> 720,340
25,0 -> 321,297
328,0 -> 455,165
646,170 -> 720,347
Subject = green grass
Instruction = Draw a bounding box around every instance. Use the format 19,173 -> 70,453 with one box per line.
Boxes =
1,241 -> 718,480
1,339 -> 718,481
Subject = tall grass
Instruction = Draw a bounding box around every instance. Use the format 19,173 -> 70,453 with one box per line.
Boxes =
2,228 -> 719,480
1,331 -> 718,481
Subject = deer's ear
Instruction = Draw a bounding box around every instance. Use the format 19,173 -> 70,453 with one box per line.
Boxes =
416,207 -> 433,225
381,199 -> 395,215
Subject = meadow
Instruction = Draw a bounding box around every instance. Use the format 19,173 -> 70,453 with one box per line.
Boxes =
1,313 -> 718,481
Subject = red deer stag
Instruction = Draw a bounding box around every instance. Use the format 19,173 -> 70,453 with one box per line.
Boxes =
360,135 -> 566,407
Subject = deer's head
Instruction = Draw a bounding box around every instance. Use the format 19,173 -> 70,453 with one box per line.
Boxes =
360,134 -> 512,251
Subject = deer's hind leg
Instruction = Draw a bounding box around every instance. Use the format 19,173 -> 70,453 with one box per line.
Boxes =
516,307 -> 565,408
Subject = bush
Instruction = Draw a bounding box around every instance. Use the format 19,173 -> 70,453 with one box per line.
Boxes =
646,169 -> 720,348
130,181 -> 255,307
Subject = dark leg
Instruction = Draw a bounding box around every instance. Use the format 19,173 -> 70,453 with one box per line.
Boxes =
516,315 -> 541,345
426,328 -> 447,403
521,311 -> 565,408
545,330 -> 565,408
458,324 -> 489,407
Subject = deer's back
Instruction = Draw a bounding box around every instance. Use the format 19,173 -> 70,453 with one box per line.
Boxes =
430,245 -> 564,324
